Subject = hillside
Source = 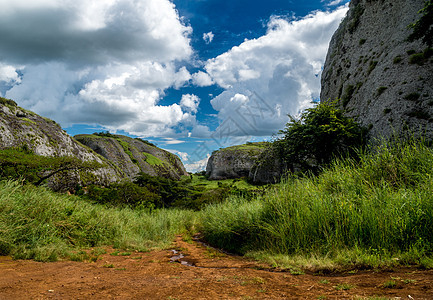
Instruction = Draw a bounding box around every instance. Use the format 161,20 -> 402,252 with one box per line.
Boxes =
321,0 -> 433,140
0,97 -> 123,190
75,134 -> 188,181
0,97 -> 188,189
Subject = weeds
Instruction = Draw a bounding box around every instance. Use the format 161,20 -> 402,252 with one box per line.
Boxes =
0,180 -> 197,261
200,139 -> 433,270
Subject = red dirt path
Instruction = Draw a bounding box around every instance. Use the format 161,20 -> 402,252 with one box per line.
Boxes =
1,236 -> 432,299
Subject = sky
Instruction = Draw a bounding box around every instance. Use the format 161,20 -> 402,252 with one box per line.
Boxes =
0,0 -> 350,172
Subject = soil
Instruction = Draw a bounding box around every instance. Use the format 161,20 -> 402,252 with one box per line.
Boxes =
1,236 -> 432,299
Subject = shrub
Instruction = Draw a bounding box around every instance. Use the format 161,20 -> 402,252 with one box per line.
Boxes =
404,92 -> 421,101
409,53 -> 425,65
407,0 -> 433,47
274,101 -> 366,174
393,55 -> 403,64
377,86 -> 388,96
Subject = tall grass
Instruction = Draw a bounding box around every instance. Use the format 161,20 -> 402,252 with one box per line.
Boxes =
0,181 -> 197,261
200,140 -> 433,268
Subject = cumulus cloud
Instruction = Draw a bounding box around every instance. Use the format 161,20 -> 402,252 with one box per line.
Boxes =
180,94 -> 200,113
203,32 -> 215,44
325,0 -> 347,6
0,0 -> 192,66
192,71 -> 214,87
0,63 -> 21,85
184,154 -> 210,173
1,0 -> 197,137
204,5 -> 348,138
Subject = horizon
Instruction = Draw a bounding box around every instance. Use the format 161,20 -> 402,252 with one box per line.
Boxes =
0,0 -> 350,172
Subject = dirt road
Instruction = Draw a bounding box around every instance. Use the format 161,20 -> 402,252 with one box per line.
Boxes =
1,236 -> 432,299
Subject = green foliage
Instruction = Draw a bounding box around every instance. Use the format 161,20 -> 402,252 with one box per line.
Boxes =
134,138 -> 156,147
83,181 -> 160,210
341,85 -> 355,107
367,60 -> 378,75
409,53 -> 426,65
0,180 -> 197,261
377,86 -> 388,96
200,139 -> 433,268
275,101 -> 366,174
404,92 -> 421,101
407,109 -> 430,120
348,4 -> 365,34
393,55 -> 403,64
0,147 -> 101,187
408,48 -> 433,65
0,97 -> 17,107
408,0 -> 433,46
144,153 -> 165,166
93,131 -> 116,138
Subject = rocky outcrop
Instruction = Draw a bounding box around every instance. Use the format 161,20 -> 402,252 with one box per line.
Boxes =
206,143 -> 268,180
0,98 -> 123,189
0,97 -> 188,190
75,134 -> 188,180
321,0 -> 433,140
248,147 -> 287,184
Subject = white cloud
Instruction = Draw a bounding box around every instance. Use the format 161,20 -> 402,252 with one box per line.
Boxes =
166,149 -> 189,162
203,32 -> 215,44
192,71 -> 214,87
0,0 -> 192,66
163,138 -> 186,145
205,5 -> 348,137
1,0 -> 197,138
326,0 -> 347,6
184,154 -> 210,173
0,63 -> 21,85
180,94 -> 200,114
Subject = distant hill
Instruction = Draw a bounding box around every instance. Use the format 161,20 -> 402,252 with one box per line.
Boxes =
0,97 -> 188,190
75,133 -> 188,181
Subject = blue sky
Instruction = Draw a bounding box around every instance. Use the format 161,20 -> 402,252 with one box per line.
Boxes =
0,0 -> 349,172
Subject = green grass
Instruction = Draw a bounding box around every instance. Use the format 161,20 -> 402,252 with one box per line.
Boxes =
199,139 -> 433,270
144,153 -> 165,166
2,139 -> 433,270
0,181 -> 197,261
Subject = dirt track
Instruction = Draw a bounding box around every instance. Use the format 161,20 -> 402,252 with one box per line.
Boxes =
1,236 -> 432,299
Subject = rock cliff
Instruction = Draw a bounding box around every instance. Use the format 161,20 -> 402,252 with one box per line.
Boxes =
206,143 -> 268,180
321,0 -> 433,140
1,97 -> 188,189
75,134 -> 188,180
0,98 -> 123,189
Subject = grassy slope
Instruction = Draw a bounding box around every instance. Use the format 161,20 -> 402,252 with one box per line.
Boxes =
0,181 -> 196,261
199,140 -> 433,270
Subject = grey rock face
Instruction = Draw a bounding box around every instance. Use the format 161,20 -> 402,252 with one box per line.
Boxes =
0,101 -> 123,189
206,143 -> 268,180
321,0 -> 433,140
249,147 -> 286,184
75,134 -> 189,180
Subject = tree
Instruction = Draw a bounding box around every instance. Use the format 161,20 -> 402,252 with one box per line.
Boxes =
0,147 -> 101,187
275,101 -> 366,173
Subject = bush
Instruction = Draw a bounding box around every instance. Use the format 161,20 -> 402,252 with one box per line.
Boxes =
274,101 -> 366,174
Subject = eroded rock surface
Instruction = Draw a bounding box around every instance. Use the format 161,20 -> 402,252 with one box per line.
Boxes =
321,0 -> 433,140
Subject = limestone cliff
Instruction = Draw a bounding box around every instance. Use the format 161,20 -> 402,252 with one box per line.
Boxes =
205,143 -> 268,180
75,134 -> 188,180
321,0 -> 433,140
0,98 -> 123,189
